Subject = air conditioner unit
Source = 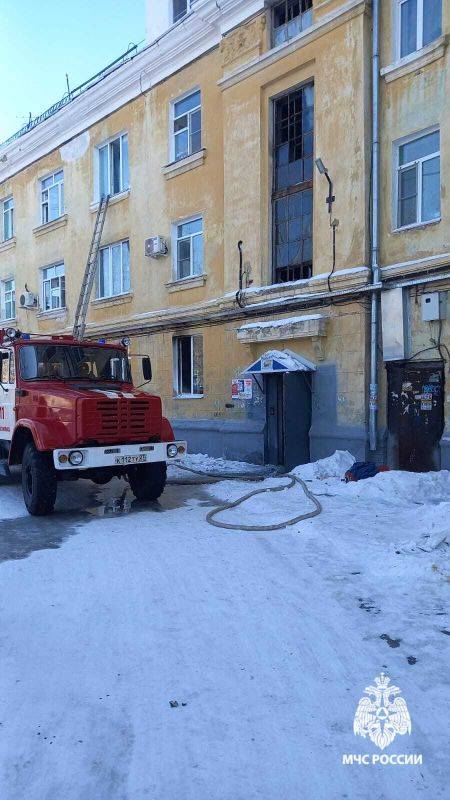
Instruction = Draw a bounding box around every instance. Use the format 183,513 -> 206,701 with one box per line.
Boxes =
19,291 -> 38,309
145,236 -> 168,258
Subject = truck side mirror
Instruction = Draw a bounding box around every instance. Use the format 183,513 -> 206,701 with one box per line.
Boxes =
142,356 -> 152,382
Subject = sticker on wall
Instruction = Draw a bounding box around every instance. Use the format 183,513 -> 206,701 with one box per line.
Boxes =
402,382 -> 413,392
421,401 -> 432,411
231,378 -> 253,400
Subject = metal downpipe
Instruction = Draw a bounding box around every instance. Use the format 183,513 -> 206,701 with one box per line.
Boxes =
369,0 -> 380,451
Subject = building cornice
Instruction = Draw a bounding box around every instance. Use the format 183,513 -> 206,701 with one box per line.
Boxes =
0,0 -> 265,184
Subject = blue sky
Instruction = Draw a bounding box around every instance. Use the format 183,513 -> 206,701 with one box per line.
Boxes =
0,0 -> 145,142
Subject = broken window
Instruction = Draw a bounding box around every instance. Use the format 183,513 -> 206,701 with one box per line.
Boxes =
98,133 -> 129,198
272,82 -> 314,283
173,335 -> 203,396
272,0 -> 313,46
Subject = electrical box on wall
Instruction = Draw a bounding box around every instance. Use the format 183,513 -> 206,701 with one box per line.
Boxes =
421,291 -> 447,322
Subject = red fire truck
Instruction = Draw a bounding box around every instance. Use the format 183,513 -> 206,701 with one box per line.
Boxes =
0,328 -> 186,515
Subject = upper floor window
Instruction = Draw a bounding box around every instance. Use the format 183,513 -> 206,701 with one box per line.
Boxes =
172,91 -> 201,162
272,82 -> 314,283
2,197 -> 14,241
42,263 -> 65,311
175,217 -> 204,280
396,128 -> 440,229
397,0 -> 442,59
98,133 -> 129,198
41,170 -> 64,224
272,0 -> 313,46
173,335 -> 204,397
97,239 -> 130,299
1,278 -> 15,320
173,0 -> 188,23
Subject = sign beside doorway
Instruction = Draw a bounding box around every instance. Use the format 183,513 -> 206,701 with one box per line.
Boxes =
231,378 -> 253,400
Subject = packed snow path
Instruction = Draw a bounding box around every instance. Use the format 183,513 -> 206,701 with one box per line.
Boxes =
0,452 -> 448,800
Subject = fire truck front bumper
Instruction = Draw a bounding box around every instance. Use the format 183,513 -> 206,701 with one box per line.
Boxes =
53,441 -> 187,471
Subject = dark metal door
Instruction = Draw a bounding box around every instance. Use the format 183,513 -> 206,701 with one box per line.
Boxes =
265,374 -> 284,466
283,371 -> 311,469
387,360 -> 445,471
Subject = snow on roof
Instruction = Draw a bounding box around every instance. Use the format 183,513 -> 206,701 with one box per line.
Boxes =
238,314 -> 325,331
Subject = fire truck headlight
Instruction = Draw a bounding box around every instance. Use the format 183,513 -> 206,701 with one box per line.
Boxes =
69,450 -> 84,466
167,444 -> 179,458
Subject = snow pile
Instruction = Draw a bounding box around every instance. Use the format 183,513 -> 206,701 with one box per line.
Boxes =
169,452 -> 276,477
292,450 -> 355,481
336,467 -> 450,506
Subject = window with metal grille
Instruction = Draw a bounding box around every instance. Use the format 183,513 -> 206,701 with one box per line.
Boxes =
272,0 -> 313,46
272,83 -> 314,284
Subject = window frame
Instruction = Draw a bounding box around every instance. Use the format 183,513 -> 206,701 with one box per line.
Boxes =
41,262 -> 66,312
172,215 -> 204,281
173,334 -> 204,398
96,239 -> 131,300
170,88 -> 202,163
96,132 -> 129,200
394,126 -> 440,231
2,196 -> 14,242
173,0 -> 189,23
272,0 -> 313,47
395,0 -> 442,60
40,170 -> 64,225
1,278 -> 15,321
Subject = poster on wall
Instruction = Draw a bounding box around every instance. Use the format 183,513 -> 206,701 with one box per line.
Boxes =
231,378 -> 253,400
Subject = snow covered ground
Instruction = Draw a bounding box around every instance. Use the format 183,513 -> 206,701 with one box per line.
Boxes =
0,452 -> 448,799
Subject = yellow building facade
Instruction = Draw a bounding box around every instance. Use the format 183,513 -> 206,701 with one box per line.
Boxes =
0,0 -> 449,469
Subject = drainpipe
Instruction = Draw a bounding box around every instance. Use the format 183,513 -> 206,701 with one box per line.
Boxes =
369,0 -> 380,451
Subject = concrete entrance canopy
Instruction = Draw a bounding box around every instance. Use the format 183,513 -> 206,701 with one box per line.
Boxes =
243,349 -> 316,374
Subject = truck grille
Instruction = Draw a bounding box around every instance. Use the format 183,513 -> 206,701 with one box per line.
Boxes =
79,395 -> 161,442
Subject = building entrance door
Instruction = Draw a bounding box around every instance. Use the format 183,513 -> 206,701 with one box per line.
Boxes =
386,360 -> 444,471
265,372 -> 311,469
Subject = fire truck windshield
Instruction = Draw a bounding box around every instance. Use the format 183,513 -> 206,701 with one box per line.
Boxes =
19,344 -> 132,383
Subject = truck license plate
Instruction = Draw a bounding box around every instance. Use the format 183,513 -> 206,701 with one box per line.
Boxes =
114,454 -> 148,465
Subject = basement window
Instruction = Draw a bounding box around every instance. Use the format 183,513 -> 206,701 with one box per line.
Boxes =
396,0 -> 442,59
272,0 -> 313,46
173,335 -> 203,397
396,128 -> 440,228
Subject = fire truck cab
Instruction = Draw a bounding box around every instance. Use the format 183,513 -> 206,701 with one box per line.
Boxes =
0,328 -> 186,516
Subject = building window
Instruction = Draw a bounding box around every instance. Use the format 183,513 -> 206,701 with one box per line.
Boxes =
397,0 -> 442,59
41,171 -> 64,224
42,263 -> 65,311
98,133 -> 129,198
1,279 -> 15,320
173,335 -> 203,396
2,197 -> 14,241
272,0 -> 313,46
272,82 -> 314,283
97,240 -> 130,299
173,0 -> 188,23
396,129 -> 440,229
175,217 -> 203,279
172,91 -> 201,162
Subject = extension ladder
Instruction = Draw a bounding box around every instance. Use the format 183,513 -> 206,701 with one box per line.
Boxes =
72,194 -> 110,340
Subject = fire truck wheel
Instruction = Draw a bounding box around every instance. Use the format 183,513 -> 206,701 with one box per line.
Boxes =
127,462 -> 167,502
22,442 -> 57,516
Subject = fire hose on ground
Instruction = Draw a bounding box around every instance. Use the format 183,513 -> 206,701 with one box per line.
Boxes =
168,462 -> 323,531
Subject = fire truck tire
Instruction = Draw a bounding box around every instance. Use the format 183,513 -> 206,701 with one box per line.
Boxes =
127,462 -> 167,502
22,442 -> 57,516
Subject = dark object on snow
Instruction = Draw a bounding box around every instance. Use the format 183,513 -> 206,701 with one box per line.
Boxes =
343,461 -> 390,482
